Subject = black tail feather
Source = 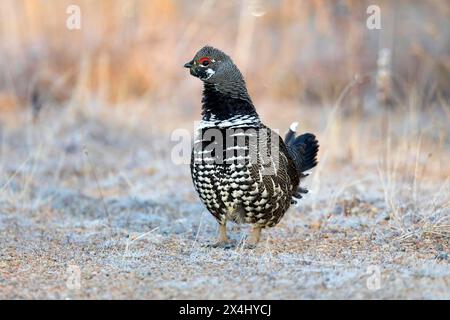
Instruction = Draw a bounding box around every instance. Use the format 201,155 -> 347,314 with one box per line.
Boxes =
284,124 -> 319,175
293,133 -> 319,172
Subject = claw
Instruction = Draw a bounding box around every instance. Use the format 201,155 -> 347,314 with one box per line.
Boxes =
242,243 -> 257,250
203,223 -> 236,249
204,240 -> 236,249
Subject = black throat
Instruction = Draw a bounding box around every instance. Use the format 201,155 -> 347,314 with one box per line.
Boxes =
201,83 -> 259,121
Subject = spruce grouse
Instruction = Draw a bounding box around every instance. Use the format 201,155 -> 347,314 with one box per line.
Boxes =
184,46 -> 319,248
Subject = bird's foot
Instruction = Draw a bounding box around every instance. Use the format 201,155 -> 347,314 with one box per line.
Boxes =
202,223 -> 236,249
204,240 -> 236,249
241,226 -> 262,249
242,243 -> 257,250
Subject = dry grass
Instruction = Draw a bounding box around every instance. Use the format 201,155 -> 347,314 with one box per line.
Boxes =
0,0 -> 449,299
0,0 -> 449,108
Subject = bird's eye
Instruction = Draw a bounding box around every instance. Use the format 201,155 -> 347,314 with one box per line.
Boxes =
199,57 -> 211,66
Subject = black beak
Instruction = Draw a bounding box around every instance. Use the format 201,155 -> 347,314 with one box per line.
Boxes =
184,61 -> 193,68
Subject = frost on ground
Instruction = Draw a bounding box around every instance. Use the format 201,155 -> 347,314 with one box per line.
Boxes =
0,104 -> 449,299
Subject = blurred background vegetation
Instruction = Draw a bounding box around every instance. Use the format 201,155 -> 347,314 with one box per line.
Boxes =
0,0 -> 449,185
0,3 -> 448,297
0,0 -> 448,115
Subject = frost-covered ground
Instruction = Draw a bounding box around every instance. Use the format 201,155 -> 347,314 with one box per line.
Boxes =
0,104 -> 449,299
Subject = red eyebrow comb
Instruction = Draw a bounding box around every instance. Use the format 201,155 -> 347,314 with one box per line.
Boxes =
199,57 -> 211,63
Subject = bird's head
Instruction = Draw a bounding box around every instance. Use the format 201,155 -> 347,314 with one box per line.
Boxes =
184,45 -> 253,106
184,46 -> 241,84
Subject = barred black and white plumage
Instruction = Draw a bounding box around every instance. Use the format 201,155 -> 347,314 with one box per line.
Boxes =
185,46 -> 319,247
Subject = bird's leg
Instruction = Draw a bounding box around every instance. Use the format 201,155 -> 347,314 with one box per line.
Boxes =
217,223 -> 228,243
208,223 -> 235,249
245,225 -> 262,248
